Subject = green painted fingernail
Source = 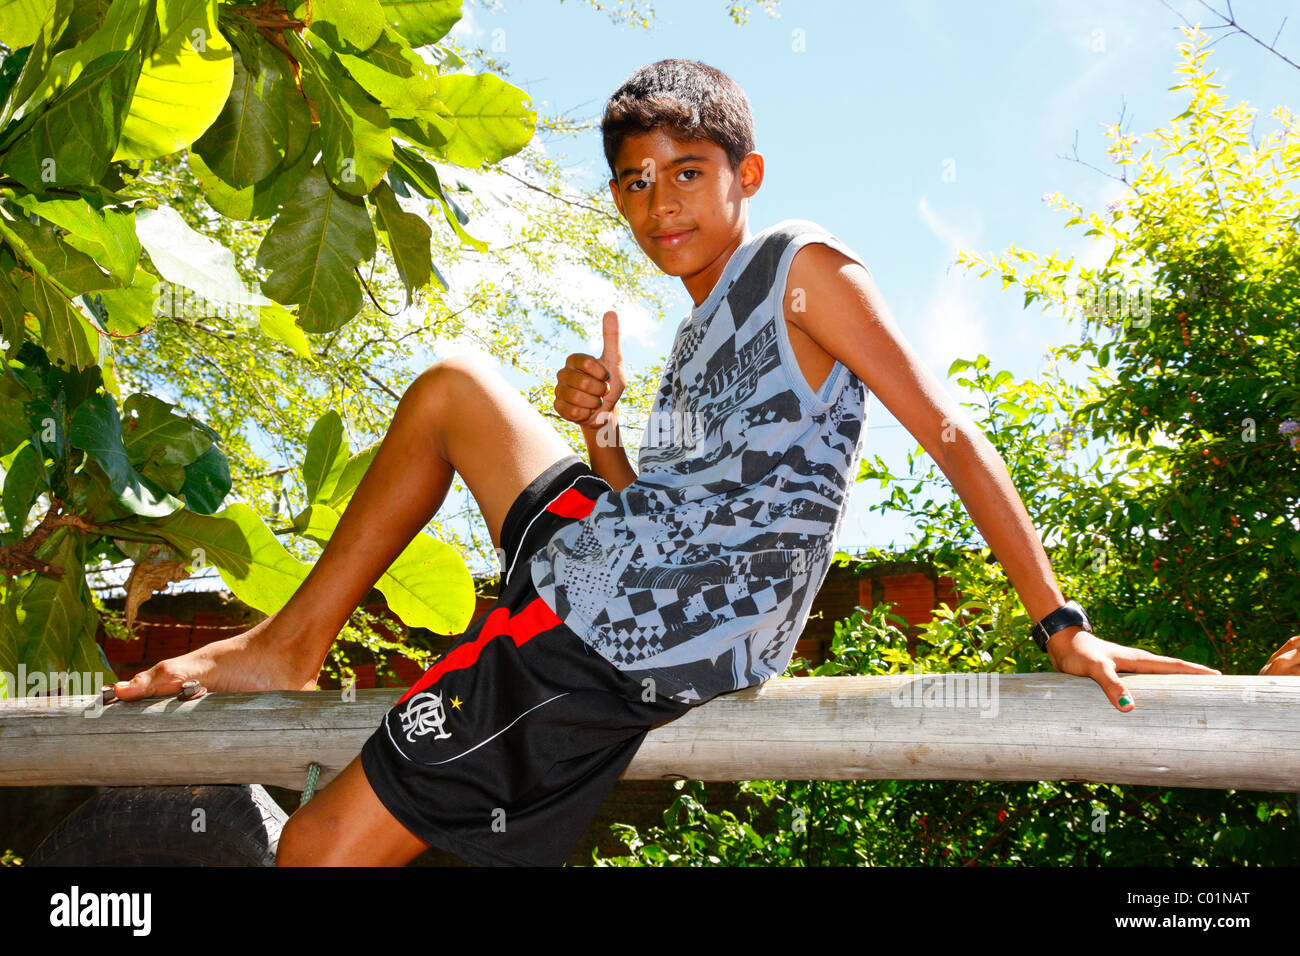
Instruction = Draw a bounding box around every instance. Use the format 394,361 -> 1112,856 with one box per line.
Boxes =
1118,695 -> 1131,707
605,373 -> 610,380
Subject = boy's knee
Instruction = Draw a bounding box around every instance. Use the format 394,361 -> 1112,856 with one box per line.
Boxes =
406,355 -> 486,407
276,807 -> 335,866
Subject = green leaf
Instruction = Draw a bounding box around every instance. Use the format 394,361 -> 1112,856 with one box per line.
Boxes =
68,392 -> 182,517
335,26 -> 439,120
293,32 -> 392,196
120,392 -> 215,470
297,0 -> 386,52
423,71 -> 535,168
192,41 -> 287,188
2,440 -> 43,531
114,0 -> 234,160
16,525 -> 110,687
12,192 -> 139,285
298,502 -> 474,633
178,442 -> 229,514
0,261 -> 29,358
18,271 -> 100,370
0,594 -> 21,697
256,164 -> 377,333
134,502 -> 311,615
135,204 -> 272,314
188,126 -> 316,222
326,439 -> 378,509
17,0 -> 150,110
88,264 -> 158,335
378,0 -> 461,47
0,0 -> 73,131
370,180 -> 431,306
0,366 -> 32,456
302,409 -> 349,504
0,0 -> 61,50
0,205 -> 122,294
257,301 -> 312,359
390,144 -> 486,251
0,46 -> 145,191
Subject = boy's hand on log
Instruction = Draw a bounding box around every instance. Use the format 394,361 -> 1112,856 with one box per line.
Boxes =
1260,635 -> 1300,676
1045,627 -> 1222,712
554,310 -> 626,430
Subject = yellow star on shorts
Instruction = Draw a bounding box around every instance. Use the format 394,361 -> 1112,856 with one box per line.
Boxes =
451,696 -> 463,710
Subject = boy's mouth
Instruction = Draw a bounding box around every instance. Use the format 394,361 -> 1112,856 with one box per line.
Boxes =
651,228 -> 694,248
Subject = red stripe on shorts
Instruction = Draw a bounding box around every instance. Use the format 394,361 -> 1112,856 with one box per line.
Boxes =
397,597 -> 564,705
545,486 -> 599,519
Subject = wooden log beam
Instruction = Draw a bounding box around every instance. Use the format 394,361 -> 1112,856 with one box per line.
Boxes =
1,674 -> 1296,792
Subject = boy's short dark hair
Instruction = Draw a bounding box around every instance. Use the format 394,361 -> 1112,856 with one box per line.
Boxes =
601,58 -> 755,180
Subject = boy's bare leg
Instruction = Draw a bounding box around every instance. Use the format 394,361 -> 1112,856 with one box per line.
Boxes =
112,354 -> 579,699
275,754 -> 432,866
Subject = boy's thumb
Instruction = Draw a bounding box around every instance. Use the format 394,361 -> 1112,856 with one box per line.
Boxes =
600,310 -> 622,370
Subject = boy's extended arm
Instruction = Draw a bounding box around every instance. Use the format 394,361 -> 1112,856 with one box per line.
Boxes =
785,241 -> 1220,712
581,408 -> 638,491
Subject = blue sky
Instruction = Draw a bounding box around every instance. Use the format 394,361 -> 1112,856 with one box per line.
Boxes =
425,0 -> 1297,571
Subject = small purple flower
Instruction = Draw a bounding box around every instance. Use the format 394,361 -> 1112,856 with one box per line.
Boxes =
1280,420 -> 1300,435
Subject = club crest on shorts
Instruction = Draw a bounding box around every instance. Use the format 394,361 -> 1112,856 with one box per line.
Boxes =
400,689 -> 453,743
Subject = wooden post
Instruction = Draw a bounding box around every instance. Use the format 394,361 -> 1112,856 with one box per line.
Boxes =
1,674 -> 1296,791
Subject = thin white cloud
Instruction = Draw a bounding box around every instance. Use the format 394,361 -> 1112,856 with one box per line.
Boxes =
915,194 -> 988,368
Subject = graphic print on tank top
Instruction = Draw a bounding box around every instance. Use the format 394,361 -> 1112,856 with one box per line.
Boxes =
531,219 -> 873,704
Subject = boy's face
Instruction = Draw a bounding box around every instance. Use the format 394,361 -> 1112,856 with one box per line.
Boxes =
608,129 -> 762,305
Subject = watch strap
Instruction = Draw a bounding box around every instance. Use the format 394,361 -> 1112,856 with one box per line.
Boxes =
1030,600 -> 1093,652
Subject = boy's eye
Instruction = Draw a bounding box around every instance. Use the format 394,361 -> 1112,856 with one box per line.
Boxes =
628,169 -> 700,192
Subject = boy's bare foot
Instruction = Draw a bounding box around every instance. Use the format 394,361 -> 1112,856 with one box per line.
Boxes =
110,617 -> 326,700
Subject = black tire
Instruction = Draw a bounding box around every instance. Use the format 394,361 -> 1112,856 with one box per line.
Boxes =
27,784 -> 288,867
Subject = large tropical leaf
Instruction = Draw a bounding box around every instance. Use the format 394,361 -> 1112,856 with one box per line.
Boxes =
334,26 -> 438,121
124,502 -> 311,615
114,0 -> 233,160
297,502 -> 475,634
2,439 -> 43,531
302,409 -> 348,504
378,0 -> 461,48
18,270 -> 100,370
292,32 -> 392,196
296,0 -> 385,52
12,192 -> 139,285
191,41 -> 286,188
421,71 -> 535,168
256,164 -> 376,333
370,179 -> 432,305
0,0 -> 73,130
68,392 -> 184,517
0,46 -> 144,191
15,524 -> 111,687
135,204 -> 272,318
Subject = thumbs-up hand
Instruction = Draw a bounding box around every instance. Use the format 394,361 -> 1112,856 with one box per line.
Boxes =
555,310 -> 626,429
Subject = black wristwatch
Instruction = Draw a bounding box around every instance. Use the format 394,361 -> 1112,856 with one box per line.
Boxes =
1030,600 -> 1093,652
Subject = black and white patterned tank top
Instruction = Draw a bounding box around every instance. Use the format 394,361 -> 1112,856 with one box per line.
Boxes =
531,219 -> 872,704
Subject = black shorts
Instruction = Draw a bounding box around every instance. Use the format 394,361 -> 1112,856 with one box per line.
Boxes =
360,454 -> 692,866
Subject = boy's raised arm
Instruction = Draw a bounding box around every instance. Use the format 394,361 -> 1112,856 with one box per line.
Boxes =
785,242 -> 1221,712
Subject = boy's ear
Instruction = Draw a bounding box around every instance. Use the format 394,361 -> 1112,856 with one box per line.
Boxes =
737,151 -> 764,197
608,178 -> 626,218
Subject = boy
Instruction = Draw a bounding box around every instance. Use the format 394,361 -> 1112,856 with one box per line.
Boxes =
113,59 -> 1220,866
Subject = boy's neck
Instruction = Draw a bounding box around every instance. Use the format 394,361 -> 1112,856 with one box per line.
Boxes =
685,221 -> 754,309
